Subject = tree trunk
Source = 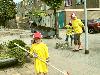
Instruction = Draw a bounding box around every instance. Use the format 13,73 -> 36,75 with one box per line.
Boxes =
54,9 -> 59,38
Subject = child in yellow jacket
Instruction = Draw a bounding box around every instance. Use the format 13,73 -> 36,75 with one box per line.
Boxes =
65,21 -> 74,46
30,32 -> 49,75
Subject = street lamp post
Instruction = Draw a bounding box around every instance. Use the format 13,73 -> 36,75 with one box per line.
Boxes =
84,0 -> 89,54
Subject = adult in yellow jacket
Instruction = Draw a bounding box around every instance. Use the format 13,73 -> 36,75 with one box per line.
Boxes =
30,32 -> 49,75
71,13 -> 84,51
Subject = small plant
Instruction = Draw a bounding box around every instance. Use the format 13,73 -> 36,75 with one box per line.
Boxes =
55,42 -> 68,50
7,39 -> 26,49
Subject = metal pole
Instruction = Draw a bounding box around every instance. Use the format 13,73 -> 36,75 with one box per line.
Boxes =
84,0 -> 89,54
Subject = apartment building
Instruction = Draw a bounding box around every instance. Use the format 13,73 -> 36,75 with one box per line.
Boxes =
16,0 -> 100,29
64,0 -> 100,8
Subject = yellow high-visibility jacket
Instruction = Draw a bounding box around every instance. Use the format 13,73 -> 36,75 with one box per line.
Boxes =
72,17 -> 84,34
65,25 -> 74,35
30,42 -> 49,73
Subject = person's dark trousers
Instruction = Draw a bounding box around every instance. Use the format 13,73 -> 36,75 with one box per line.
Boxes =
74,33 -> 81,45
65,35 -> 73,46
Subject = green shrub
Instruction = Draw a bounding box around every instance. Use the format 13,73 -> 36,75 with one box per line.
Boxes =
8,47 -> 26,65
0,39 -> 28,65
25,46 -> 30,50
0,54 -> 10,59
0,41 -> 8,50
0,44 -> 3,50
7,39 -> 26,49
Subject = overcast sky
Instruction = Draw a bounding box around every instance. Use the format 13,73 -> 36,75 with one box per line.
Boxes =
13,0 -> 22,3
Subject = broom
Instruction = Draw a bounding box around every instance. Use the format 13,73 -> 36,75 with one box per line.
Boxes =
14,43 -> 70,75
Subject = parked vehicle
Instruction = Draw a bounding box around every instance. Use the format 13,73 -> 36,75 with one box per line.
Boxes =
88,19 -> 100,33
81,18 -> 100,34
30,22 -> 55,38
